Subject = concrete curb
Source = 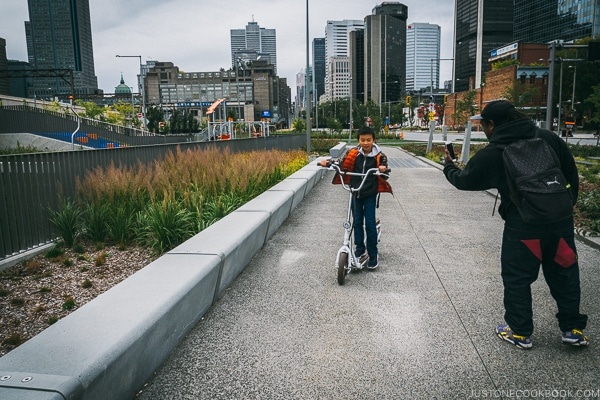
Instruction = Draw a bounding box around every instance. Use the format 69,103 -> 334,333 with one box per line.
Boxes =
0,162 -> 325,400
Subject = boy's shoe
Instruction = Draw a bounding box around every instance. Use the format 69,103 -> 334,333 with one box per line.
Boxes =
495,324 -> 532,350
357,253 -> 369,266
562,329 -> 589,346
366,256 -> 378,270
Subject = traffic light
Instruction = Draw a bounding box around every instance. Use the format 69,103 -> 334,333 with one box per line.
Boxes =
405,96 -> 411,105
444,94 -> 449,104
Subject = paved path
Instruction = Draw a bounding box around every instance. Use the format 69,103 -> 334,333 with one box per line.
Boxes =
137,146 -> 600,399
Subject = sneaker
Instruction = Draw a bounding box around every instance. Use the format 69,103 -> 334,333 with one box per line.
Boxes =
562,329 -> 589,346
357,253 -> 369,265
366,256 -> 378,270
495,324 -> 532,350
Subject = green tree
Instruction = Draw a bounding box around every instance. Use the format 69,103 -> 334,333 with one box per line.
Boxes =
292,118 -> 306,132
453,90 -> 478,128
502,81 -> 539,107
584,84 -> 600,129
325,117 -> 342,134
76,101 -> 104,120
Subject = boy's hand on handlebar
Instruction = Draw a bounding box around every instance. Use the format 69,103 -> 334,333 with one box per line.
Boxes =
318,158 -> 332,168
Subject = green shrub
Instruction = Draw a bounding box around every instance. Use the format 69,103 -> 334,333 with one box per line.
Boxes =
106,205 -> 134,246
62,296 -> 76,310
82,203 -> 109,243
135,198 -> 196,254
45,244 -> 65,259
577,189 -> 600,234
47,201 -> 81,247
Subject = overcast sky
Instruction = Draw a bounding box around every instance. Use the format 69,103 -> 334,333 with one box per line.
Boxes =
1,0 -> 455,94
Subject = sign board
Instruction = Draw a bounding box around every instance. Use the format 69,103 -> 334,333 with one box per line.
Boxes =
261,110 -> 271,118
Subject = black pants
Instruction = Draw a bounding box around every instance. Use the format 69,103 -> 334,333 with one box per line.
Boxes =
501,217 -> 588,336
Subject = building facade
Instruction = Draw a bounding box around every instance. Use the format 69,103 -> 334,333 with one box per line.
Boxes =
144,60 -> 289,126
312,38 -> 326,103
230,21 -> 277,74
0,38 -> 9,95
514,0 -> 600,43
406,22 -> 441,93
25,0 -> 99,98
453,0 -> 513,92
364,2 -> 408,106
324,19 -> 363,102
349,28 -> 365,102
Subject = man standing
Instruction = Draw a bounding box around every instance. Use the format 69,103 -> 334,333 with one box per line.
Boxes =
442,100 -> 588,350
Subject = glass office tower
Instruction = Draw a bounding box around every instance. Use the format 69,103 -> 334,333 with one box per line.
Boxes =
406,23 -> 441,92
514,0 -> 600,43
453,0 -> 513,92
365,2 -> 408,105
25,0 -> 99,97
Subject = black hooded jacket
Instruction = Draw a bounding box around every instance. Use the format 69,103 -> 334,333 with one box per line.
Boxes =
443,119 -> 579,221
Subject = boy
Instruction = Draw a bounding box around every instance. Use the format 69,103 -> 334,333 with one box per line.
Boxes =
321,126 -> 392,269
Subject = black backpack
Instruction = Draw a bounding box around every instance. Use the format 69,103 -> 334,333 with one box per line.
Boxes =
500,132 -> 574,224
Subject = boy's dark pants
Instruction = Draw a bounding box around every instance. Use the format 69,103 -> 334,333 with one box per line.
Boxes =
501,217 -> 588,336
352,194 -> 377,259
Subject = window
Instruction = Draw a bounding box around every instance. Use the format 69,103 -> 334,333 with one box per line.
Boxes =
529,72 -> 537,84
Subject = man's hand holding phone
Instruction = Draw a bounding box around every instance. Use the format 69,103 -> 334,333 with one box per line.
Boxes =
444,141 -> 457,164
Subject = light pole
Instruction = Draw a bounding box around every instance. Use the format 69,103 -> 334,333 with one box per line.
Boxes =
305,0 -> 311,154
235,58 -> 245,121
569,65 -> 576,114
116,55 -> 146,130
348,76 -> 353,142
557,60 -> 564,136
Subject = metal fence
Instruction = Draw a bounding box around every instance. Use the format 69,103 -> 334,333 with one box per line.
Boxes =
0,106 -> 191,146
0,134 -> 306,263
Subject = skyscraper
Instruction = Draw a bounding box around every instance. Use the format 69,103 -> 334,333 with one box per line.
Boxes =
514,0 -> 600,43
324,19 -> 363,102
364,2 -> 407,106
453,0 -> 513,92
231,21 -> 277,73
25,0 -> 99,98
312,38 -> 325,103
406,23 -> 441,92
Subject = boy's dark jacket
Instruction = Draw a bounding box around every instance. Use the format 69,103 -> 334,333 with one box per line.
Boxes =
443,119 -> 579,221
333,144 -> 393,197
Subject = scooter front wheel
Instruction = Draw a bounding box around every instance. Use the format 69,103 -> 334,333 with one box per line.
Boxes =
337,252 -> 349,285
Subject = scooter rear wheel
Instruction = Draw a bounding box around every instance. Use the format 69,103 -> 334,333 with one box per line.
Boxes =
337,252 -> 349,285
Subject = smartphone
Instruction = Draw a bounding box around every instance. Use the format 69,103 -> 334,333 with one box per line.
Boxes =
445,141 -> 456,161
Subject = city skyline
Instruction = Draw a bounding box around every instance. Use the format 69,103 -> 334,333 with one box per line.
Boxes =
0,0 -> 455,95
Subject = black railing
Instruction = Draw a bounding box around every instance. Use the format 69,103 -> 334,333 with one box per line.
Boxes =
0,134 -> 306,264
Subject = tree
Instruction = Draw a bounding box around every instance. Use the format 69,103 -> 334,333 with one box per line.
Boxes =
502,81 -> 539,107
453,90 -> 478,128
583,84 -> 600,129
292,118 -> 306,133
76,100 -> 104,120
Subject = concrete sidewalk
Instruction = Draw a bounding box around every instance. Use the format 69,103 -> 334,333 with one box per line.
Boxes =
137,146 -> 600,399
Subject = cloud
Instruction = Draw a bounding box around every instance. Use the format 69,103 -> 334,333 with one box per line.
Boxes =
2,0 -> 456,94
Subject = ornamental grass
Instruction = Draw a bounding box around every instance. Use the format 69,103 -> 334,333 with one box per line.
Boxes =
53,147 -> 309,254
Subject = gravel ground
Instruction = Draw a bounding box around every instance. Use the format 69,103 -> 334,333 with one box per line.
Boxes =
0,244 -> 155,357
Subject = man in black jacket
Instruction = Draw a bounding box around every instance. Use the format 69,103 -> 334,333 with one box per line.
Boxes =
443,100 -> 588,350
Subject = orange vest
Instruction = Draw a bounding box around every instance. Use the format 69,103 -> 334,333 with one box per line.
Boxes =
332,147 -> 393,194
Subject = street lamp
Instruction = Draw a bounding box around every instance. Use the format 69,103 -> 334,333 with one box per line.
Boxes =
349,75 -> 353,142
569,65 -> 576,114
116,55 -> 146,130
557,59 -> 564,136
305,0 -> 311,154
